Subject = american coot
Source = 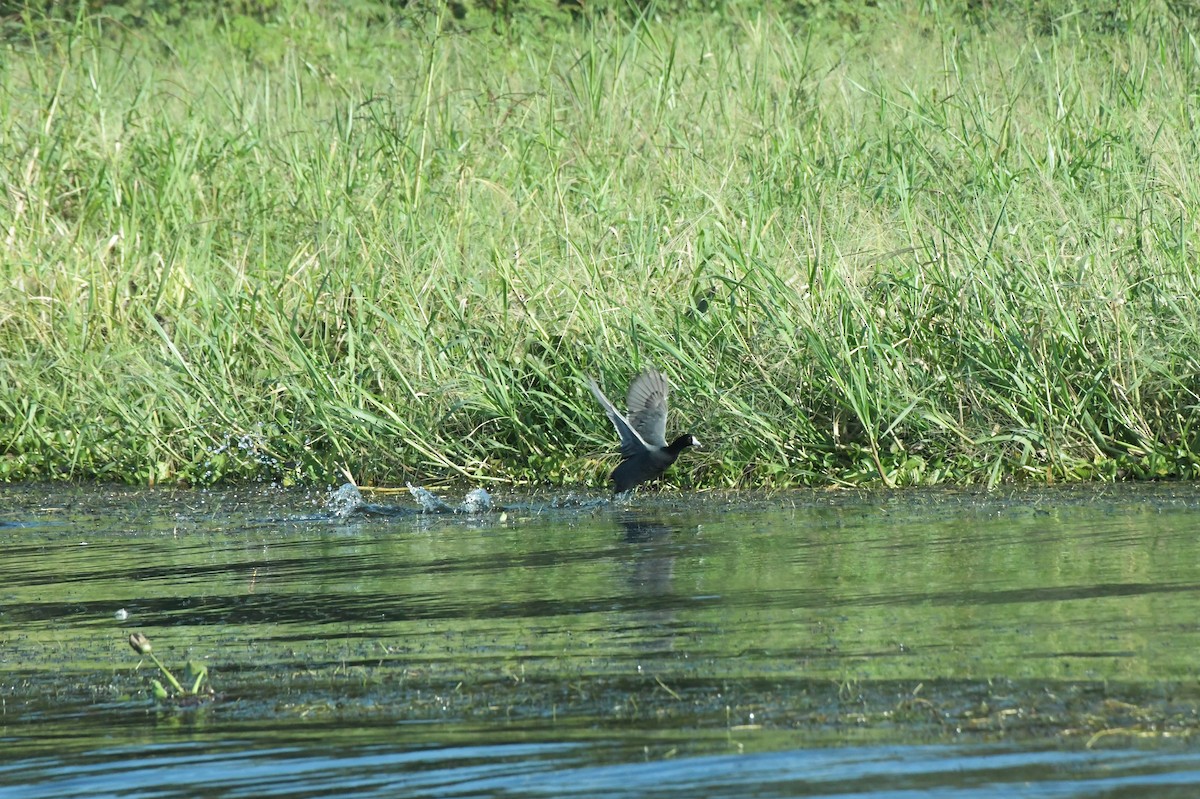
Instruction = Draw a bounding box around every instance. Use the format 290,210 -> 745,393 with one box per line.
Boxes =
587,368 -> 700,493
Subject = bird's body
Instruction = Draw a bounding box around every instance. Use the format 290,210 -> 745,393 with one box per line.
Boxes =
587,369 -> 699,493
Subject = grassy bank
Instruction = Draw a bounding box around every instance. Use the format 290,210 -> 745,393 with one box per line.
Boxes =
3,1 -> 1200,487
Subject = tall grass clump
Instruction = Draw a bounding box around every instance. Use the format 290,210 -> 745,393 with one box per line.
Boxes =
2,0 -> 1200,487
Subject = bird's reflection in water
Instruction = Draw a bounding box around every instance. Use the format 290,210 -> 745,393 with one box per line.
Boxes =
616,513 -> 692,654
621,517 -> 676,592
620,516 -> 675,545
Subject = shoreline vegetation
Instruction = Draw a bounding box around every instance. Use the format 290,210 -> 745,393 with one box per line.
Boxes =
3,0 -> 1200,488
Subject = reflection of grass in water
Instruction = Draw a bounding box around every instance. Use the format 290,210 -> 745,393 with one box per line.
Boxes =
241,672 -> 1200,748
6,628 -> 1199,750
5,485 -> 1200,754
51,655 -> 1200,749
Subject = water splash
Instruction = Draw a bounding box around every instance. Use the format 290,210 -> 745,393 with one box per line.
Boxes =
203,423 -> 282,482
327,483 -> 497,517
407,484 -> 493,514
546,491 -> 609,509
406,483 -> 454,513
328,483 -> 365,518
460,487 -> 493,513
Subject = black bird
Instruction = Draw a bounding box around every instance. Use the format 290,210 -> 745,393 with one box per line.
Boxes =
587,368 -> 700,493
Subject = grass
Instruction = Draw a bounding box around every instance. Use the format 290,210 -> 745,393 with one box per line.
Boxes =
3,0 -> 1200,487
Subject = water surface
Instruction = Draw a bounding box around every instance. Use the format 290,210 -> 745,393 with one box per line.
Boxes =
2,482 -> 1199,796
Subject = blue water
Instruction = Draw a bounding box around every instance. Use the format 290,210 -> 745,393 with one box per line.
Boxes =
5,739 -> 1200,798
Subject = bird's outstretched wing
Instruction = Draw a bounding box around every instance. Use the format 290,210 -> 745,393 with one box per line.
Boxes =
625,369 -> 669,449
588,376 -> 651,459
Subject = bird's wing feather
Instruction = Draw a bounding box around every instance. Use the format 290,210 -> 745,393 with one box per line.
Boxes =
588,377 -> 651,459
625,369 -> 669,448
